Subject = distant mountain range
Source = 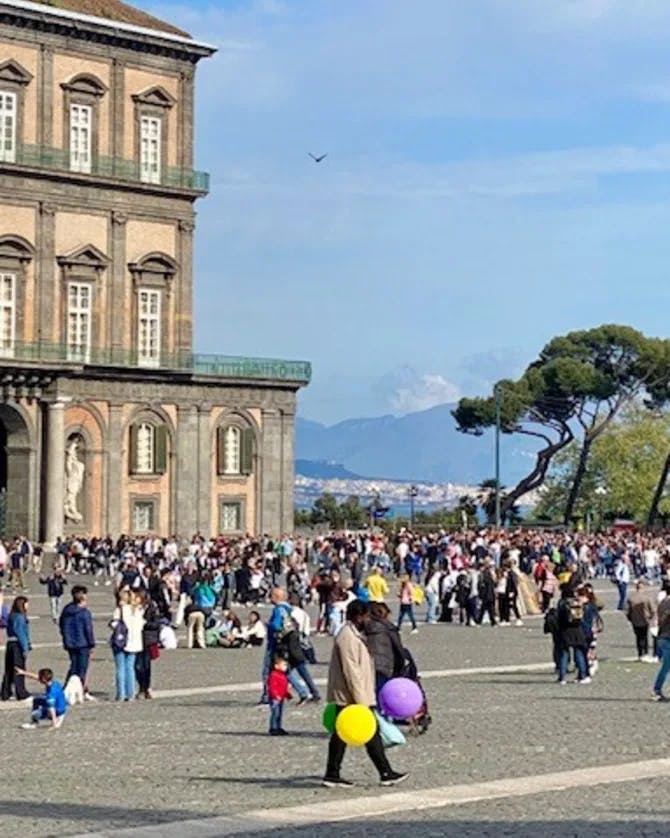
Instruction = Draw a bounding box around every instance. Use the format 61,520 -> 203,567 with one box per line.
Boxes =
296,403 -> 539,485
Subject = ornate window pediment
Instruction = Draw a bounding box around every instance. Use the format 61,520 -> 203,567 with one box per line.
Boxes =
132,86 -> 176,110
0,235 -> 35,264
0,59 -> 33,87
129,252 -> 178,289
57,244 -> 110,274
61,73 -> 107,98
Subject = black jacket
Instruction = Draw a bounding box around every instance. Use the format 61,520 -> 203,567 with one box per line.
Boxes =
365,617 -> 405,678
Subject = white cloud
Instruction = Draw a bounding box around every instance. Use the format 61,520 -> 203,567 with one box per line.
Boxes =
391,374 -> 461,415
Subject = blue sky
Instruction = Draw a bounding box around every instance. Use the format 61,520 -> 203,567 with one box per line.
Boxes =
143,0 -> 670,424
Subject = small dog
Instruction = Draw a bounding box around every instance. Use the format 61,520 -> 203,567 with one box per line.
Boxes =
64,674 -> 84,705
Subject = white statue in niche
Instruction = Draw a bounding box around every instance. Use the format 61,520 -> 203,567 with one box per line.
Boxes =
64,436 -> 85,523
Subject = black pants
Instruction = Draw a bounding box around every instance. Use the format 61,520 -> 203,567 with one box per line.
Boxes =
498,594 -> 509,623
634,625 -> 649,658
1,641 -> 29,700
135,649 -> 152,693
326,705 -> 392,780
478,599 -> 496,626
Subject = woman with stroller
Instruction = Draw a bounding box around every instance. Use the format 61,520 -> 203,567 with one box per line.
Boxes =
365,601 -> 406,697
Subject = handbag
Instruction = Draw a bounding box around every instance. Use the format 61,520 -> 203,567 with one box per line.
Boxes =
374,711 -> 406,748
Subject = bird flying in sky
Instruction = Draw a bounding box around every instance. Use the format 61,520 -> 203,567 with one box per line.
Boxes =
308,153 -> 328,163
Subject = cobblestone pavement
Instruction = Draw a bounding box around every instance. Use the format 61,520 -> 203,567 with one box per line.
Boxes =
2,577 -> 668,837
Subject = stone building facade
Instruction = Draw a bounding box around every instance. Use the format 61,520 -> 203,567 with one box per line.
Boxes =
0,0 -> 310,542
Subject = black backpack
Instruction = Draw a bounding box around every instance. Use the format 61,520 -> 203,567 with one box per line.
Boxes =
543,607 -> 559,635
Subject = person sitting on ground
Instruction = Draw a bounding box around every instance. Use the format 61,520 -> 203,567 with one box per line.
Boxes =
16,667 -> 67,730
239,611 -> 267,647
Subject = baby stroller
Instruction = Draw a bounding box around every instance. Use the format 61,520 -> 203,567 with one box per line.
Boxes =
401,647 -> 432,735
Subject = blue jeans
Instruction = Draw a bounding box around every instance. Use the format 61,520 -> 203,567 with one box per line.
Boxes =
397,603 -> 417,629
269,699 -> 284,731
617,581 -> 628,610
425,590 -> 438,623
259,639 -> 275,703
114,651 -> 137,700
66,648 -> 90,686
653,637 -> 670,695
559,646 -> 588,682
289,661 -> 321,700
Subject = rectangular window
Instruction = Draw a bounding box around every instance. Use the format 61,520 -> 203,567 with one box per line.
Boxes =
66,282 -> 91,362
137,289 -> 160,367
69,104 -> 92,173
132,499 -> 155,533
0,271 -> 15,356
220,501 -> 242,533
140,115 -> 161,184
0,91 -> 16,163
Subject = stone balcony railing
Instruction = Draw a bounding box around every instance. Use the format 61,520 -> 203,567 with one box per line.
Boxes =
0,144 -> 209,193
0,342 -> 312,384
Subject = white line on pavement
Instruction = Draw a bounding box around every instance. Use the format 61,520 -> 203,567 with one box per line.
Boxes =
1,657 -> 647,710
77,756 -> 670,838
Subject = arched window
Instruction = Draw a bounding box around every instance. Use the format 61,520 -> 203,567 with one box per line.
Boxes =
217,424 -> 253,476
129,422 -> 168,475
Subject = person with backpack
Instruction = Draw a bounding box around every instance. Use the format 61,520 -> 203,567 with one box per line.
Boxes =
258,587 -> 293,704
556,583 -> 590,685
109,588 -> 145,701
59,586 -> 96,700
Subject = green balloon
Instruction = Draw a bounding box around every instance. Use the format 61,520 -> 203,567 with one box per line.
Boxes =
322,702 -> 337,733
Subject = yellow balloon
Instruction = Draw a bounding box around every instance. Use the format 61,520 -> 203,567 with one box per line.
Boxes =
335,704 -> 377,747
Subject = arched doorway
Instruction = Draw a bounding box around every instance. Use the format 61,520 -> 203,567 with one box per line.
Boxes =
0,404 -> 32,538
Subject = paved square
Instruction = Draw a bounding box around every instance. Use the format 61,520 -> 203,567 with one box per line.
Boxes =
2,577 -> 668,837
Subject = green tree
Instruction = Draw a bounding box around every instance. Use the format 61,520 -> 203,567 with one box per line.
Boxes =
535,326 -> 667,523
534,405 -> 670,525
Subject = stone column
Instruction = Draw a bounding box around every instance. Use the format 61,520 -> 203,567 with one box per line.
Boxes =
44,398 -> 67,546
280,406 -> 296,535
110,59 -> 125,161
176,219 -> 194,362
106,403 -> 123,536
37,45 -> 54,147
260,408 -> 282,536
110,212 -> 127,359
179,67 -> 195,169
37,203 -> 56,350
175,404 -> 199,537
197,402 -> 211,535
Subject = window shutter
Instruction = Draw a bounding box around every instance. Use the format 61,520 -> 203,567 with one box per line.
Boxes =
216,426 -> 226,475
154,424 -> 168,474
241,428 -> 254,475
129,423 -> 138,475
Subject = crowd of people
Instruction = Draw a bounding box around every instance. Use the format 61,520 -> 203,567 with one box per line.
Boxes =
2,525 -> 670,741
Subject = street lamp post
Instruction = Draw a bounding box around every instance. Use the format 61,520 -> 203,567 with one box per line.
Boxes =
494,383 -> 502,529
594,485 -> 607,532
409,484 -> 418,530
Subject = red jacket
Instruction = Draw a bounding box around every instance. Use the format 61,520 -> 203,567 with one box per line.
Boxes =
267,669 -> 291,702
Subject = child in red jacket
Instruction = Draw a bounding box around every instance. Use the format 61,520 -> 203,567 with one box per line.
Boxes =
267,655 -> 292,736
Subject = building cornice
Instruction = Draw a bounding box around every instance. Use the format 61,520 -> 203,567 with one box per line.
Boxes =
0,1 -> 217,60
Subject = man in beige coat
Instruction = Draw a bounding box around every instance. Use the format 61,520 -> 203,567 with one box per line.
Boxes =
323,599 -> 408,788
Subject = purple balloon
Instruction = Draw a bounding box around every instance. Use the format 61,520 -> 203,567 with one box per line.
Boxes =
379,677 -> 423,718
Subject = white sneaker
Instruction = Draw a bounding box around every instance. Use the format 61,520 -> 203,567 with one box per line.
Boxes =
21,722 -> 38,730
578,677 -> 592,685
410,628 -> 419,635
515,619 -> 524,627
53,715 -> 64,729
84,693 -> 97,702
